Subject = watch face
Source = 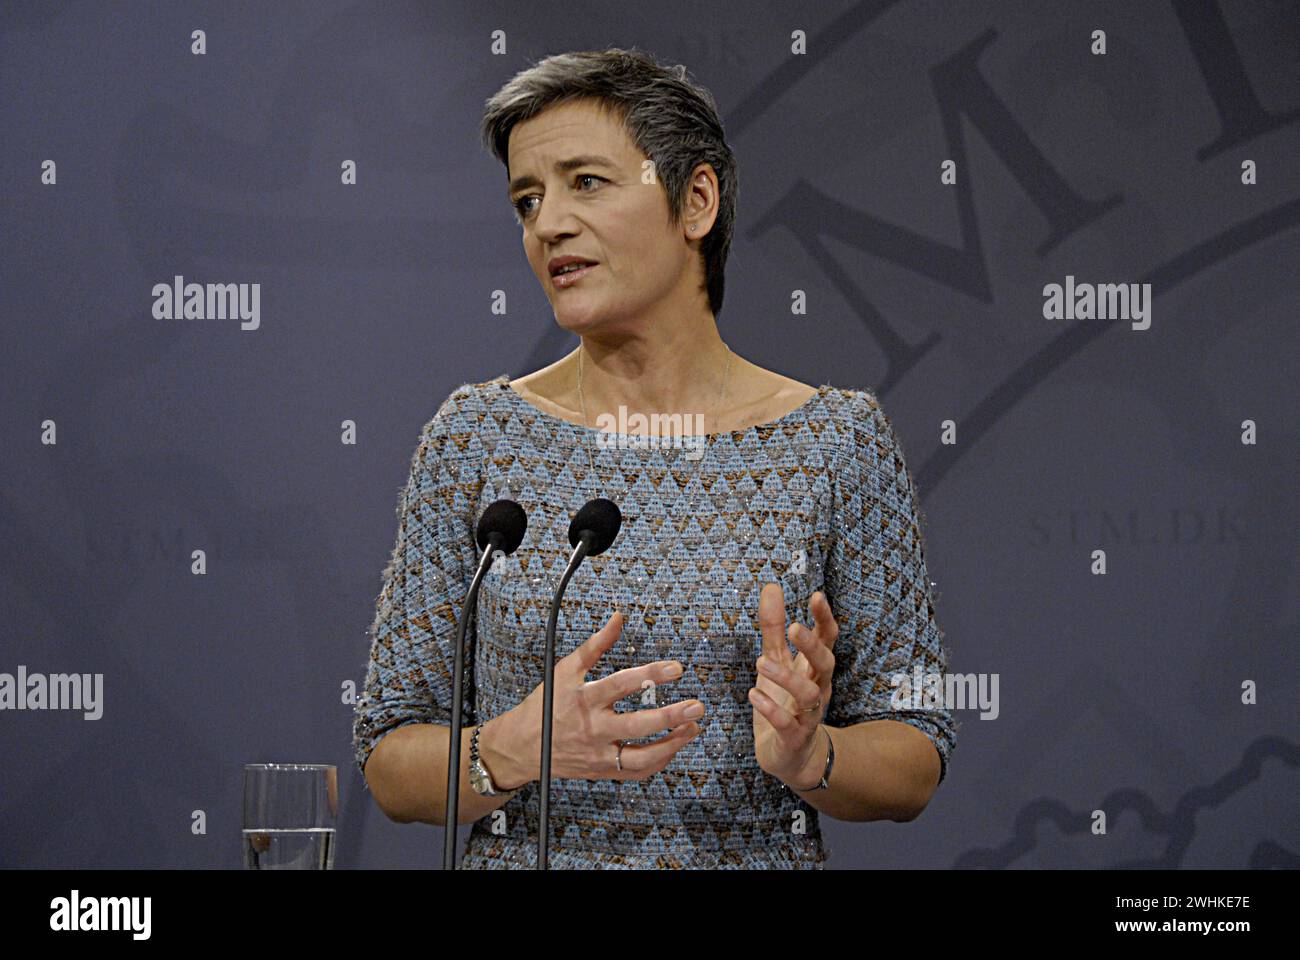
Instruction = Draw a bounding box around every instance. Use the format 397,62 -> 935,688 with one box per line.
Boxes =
469,760 -> 491,794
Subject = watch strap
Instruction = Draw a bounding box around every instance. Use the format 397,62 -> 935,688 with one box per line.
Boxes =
469,723 -> 502,795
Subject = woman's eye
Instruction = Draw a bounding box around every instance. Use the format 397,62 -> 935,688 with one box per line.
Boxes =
513,174 -> 604,221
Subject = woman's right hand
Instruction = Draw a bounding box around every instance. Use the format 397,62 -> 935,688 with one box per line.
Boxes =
507,611 -> 704,782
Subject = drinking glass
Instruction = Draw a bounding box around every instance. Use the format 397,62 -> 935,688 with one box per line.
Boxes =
242,763 -> 337,869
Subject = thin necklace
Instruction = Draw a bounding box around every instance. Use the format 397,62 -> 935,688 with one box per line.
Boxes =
577,343 -> 733,654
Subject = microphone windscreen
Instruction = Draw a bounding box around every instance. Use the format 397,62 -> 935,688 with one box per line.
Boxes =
476,499 -> 528,554
568,497 -> 622,555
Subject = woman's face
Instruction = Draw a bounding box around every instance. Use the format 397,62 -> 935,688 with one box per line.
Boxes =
506,98 -> 697,335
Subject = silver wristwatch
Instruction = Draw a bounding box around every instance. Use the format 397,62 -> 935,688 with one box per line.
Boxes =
468,722 -> 514,796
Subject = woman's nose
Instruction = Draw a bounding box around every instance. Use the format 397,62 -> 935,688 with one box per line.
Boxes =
532,195 -> 580,240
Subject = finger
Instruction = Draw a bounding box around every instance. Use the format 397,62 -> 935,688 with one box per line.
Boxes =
809,591 -> 840,646
790,620 -> 835,683
583,658 -> 683,709
747,685 -> 810,746
756,648 -> 821,710
788,621 -> 816,681
608,697 -> 706,740
758,582 -> 791,669
614,722 -> 701,777
563,610 -> 623,679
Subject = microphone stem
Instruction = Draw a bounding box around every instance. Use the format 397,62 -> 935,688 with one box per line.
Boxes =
537,534 -> 592,869
444,536 -> 498,870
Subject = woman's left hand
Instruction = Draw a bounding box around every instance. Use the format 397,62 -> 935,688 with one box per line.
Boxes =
749,583 -> 838,789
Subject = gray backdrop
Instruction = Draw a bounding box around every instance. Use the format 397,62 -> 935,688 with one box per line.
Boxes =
1,0 -> 1296,869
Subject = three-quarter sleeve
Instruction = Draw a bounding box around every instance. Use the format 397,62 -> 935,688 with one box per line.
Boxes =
352,386 -> 482,781
822,390 -> 957,784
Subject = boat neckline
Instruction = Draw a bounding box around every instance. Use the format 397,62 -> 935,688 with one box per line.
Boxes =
491,374 -> 831,441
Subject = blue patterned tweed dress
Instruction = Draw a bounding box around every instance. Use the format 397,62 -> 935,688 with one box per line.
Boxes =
353,374 -> 956,868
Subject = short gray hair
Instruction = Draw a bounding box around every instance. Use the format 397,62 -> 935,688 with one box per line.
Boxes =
480,47 -> 739,318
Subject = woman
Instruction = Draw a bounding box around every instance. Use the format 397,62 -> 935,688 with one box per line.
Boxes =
354,48 -> 955,868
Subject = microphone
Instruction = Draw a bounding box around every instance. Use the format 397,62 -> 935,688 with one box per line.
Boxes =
568,496 -> 622,557
477,499 -> 528,555
443,499 -> 527,871
537,497 -> 622,869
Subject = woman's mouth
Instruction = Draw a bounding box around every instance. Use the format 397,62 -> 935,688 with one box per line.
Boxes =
551,263 -> 597,288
